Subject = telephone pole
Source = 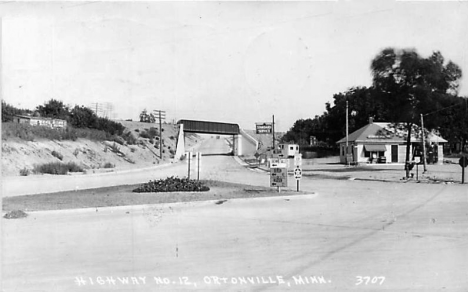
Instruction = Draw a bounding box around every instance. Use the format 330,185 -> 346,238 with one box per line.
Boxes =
153,110 -> 166,159
346,100 -> 349,165
420,114 -> 427,172
272,115 -> 275,153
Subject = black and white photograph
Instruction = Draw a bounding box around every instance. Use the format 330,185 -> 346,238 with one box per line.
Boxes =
1,1 -> 468,291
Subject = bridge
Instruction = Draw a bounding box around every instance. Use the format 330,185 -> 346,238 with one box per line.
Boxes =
174,119 -> 258,159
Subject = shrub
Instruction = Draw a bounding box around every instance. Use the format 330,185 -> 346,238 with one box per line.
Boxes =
169,136 -> 175,140
133,177 -> 210,193
169,149 -> 175,155
51,150 -> 63,160
4,210 -> 28,219
139,131 -> 151,139
19,168 -> 30,176
122,131 -> 137,145
103,162 -> 115,168
112,135 -> 125,145
33,162 -> 84,175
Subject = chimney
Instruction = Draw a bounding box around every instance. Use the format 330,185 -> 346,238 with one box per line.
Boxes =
369,117 -> 374,124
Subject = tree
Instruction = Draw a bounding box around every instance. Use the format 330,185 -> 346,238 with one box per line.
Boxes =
2,101 -> 32,122
437,95 -> 468,153
371,48 -> 462,177
36,99 -> 70,120
69,106 -> 97,128
139,109 -> 155,123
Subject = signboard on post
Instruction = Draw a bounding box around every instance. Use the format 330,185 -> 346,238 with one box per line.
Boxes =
256,123 -> 273,134
270,167 -> 288,187
268,158 -> 288,168
459,156 -> 468,184
294,167 -> 302,179
294,153 -> 302,167
186,152 -> 202,180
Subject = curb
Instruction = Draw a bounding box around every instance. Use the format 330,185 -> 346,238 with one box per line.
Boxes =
6,193 -> 319,216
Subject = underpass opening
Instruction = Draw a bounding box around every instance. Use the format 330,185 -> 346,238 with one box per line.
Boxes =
176,120 -> 242,158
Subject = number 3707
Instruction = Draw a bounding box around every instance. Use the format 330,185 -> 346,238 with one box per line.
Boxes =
355,276 -> 385,285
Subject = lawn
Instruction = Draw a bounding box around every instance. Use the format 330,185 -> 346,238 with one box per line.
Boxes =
2,180 -> 305,213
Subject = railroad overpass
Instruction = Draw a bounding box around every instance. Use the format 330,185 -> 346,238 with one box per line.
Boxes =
174,119 -> 258,159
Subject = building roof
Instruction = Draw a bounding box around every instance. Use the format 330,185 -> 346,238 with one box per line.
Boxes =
336,122 -> 447,144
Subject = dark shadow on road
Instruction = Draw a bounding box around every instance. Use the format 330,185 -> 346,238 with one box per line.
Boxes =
202,153 -> 233,157
304,167 -> 395,173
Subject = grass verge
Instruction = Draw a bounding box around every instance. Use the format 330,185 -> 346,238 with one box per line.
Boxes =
2,180 -> 307,212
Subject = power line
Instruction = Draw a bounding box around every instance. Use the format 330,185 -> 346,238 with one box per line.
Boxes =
423,100 -> 466,117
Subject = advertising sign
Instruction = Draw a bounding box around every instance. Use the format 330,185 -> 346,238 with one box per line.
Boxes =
256,123 -> 273,134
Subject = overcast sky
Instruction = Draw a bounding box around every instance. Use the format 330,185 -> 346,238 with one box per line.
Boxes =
1,1 -> 467,131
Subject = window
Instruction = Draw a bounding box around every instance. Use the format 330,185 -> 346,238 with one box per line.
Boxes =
364,150 -> 370,158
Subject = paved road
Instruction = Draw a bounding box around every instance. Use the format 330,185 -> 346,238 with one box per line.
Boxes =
2,137 -> 235,197
2,137 -> 468,291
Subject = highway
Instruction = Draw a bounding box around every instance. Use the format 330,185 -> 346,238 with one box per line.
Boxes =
2,136 -> 468,291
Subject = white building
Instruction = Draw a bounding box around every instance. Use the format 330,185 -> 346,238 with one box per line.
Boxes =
336,119 -> 446,165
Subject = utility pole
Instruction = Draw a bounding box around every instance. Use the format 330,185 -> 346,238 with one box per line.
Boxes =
272,115 -> 275,154
346,100 -> 349,165
153,110 -> 166,159
420,114 -> 427,172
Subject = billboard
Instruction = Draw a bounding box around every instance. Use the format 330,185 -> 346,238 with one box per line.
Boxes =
256,122 -> 273,134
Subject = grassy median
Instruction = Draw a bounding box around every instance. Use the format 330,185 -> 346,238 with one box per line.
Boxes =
2,180 -> 305,213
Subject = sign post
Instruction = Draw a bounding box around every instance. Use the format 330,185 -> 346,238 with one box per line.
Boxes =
414,156 -> 421,181
293,154 -> 302,192
269,157 -> 288,192
459,156 -> 468,184
186,152 -> 193,179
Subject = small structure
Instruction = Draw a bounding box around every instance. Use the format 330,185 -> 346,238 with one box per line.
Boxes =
11,115 -> 67,129
336,118 -> 447,165
279,143 -> 300,158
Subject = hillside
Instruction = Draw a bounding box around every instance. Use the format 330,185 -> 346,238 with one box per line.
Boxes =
1,121 -> 198,177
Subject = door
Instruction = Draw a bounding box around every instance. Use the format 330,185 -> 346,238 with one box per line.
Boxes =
391,145 -> 398,163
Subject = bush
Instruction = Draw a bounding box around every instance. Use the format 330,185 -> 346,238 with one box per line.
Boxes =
112,135 -> 125,145
122,131 -> 137,145
33,162 -> 84,175
51,150 -> 63,160
103,162 -> 115,168
139,127 -> 158,139
19,168 -> 30,176
133,177 -> 210,193
4,210 -> 28,219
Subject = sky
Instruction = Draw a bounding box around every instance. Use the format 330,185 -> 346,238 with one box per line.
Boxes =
1,1 -> 468,132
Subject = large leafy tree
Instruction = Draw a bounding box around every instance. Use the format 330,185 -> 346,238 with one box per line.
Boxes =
1,101 -> 32,122
370,48 -> 462,176
36,99 -> 70,120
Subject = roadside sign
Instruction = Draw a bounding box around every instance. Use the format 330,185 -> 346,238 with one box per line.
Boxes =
294,167 -> 302,180
256,122 -> 273,134
460,156 -> 468,184
294,153 -> 302,167
269,158 -> 288,168
270,167 -> 288,187
414,157 -> 421,164
459,156 -> 468,168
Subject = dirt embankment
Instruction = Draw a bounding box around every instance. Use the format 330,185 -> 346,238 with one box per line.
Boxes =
1,121 -> 198,177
